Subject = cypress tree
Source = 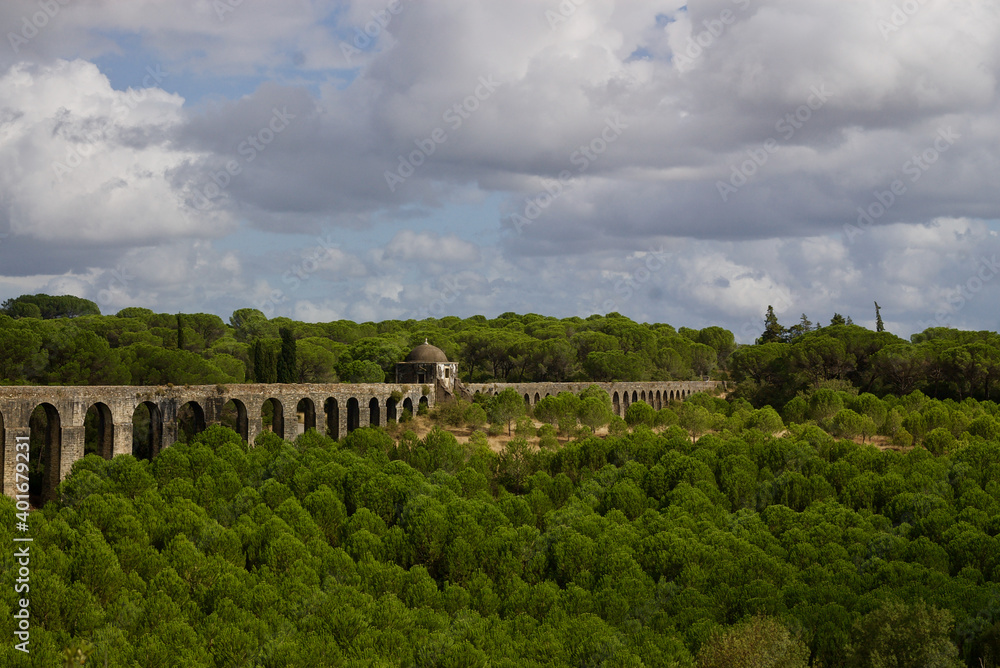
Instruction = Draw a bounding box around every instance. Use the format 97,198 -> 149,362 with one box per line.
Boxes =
277,328 -> 297,383
874,301 -> 884,333
252,339 -> 277,383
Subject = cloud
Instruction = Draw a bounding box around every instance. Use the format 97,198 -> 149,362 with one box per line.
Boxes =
0,1 -> 999,338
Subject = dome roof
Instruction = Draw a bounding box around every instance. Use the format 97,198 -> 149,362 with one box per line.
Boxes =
405,339 -> 450,363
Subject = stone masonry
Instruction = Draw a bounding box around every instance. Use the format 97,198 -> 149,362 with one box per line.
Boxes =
0,380 -> 720,500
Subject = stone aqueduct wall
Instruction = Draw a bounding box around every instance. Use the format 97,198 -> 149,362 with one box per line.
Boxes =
464,381 -> 721,412
0,380 -> 721,500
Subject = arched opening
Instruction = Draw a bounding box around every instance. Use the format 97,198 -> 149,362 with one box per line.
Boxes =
612,392 -> 620,417
632,391 -> 638,403
296,398 -> 316,435
220,399 -> 249,441
402,397 -> 414,420
623,392 -> 630,409
178,401 -> 206,443
261,398 -> 284,438
132,402 -> 162,460
534,392 -> 540,403
641,390 -> 647,403
386,397 -> 397,423
28,403 -> 61,505
84,403 -> 114,460
325,398 -> 339,440
369,398 -> 380,427
418,396 -> 429,414
347,398 -> 360,433
523,393 -> 530,406
656,390 -> 662,410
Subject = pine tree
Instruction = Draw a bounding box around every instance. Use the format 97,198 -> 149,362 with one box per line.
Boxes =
788,313 -> 813,339
757,305 -> 788,344
277,328 -> 298,383
874,301 -> 884,332
830,313 -> 846,326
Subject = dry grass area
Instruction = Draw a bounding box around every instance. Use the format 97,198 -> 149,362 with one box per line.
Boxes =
386,415 -> 610,453
385,413 -> 912,454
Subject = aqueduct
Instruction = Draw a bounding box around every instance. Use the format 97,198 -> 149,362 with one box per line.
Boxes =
0,380 -> 719,501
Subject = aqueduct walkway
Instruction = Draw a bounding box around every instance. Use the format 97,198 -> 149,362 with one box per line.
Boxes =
0,380 -> 720,501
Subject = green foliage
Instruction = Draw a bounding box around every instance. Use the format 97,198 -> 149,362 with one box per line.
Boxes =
697,615 -> 809,668
339,359 -> 385,384
624,400 -> 656,428
1,293 -> 101,319
2,389 -> 1000,667
487,388 -> 526,436
276,327 -> 297,383
847,600 -> 962,668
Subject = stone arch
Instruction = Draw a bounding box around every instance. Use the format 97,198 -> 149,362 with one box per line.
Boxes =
656,390 -> 662,410
632,390 -> 638,403
669,390 -> 675,401
132,402 -> 162,460
84,402 -> 115,460
402,397 -> 414,418
612,392 -> 620,417
261,398 -> 284,438
178,401 -> 207,442
296,398 -> 316,434
220,399 -> 249,442
534,392 -> 541,403
324,398 -> 339,439
29,403 -> 61,505
419,396 -> 429,413
523,393 -> 530,406
641,390 -> 647,403
369,398 -> 380,427
347,398 -> 360,433
386,396 -> 397,423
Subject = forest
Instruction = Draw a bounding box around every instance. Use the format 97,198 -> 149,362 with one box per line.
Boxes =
3,294 -> 1000,666
3,294 -> 1000,406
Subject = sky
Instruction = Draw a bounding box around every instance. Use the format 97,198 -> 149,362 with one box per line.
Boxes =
0,0 -> 999,343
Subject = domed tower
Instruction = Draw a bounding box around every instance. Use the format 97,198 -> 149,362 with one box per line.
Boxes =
395,339 -> 458,391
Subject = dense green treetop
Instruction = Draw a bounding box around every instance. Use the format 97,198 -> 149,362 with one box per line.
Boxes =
4,384 -> 1000,666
